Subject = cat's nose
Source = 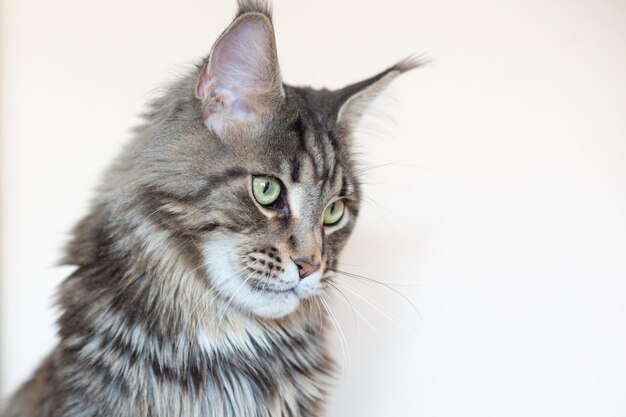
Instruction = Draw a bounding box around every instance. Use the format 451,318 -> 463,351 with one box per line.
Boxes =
293,258 -> 320,279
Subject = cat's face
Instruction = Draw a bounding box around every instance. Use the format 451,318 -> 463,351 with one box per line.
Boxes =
197,102 -> 361,318
130,5 -> 416,319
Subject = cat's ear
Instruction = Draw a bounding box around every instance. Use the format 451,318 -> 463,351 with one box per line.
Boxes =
332,58 -> 424,133
195,9 -> 283,136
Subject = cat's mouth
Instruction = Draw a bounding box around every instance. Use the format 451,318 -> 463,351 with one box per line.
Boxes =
202,235 -> 322,318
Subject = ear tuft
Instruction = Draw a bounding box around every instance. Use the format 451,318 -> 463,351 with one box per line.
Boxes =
388,55 -> 428,74
333,55 -> 427,133
236,0 -> 273,20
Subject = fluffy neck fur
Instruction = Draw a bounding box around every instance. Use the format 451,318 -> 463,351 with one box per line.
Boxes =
54,203 -> 332,417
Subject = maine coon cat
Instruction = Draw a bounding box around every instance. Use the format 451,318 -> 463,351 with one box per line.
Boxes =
1,1 -> 418,416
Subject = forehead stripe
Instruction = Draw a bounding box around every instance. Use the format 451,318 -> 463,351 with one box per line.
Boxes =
310,117 -> 330,178
291,112 -> 323,182
292,114 -> 306,141
304,152 -> 320,181
321,151 -> 340,192
290,156 -> 301,183
291,115 -> 308,155
340,174 -> 350,196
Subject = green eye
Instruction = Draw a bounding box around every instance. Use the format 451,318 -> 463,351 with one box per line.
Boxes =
323,200 -> 345,225
252,176 -> 282,206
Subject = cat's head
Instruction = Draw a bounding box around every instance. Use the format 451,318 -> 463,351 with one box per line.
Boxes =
87,1 -> 418,320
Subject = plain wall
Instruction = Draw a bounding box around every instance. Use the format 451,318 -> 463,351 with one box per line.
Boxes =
2,0 -> 626,416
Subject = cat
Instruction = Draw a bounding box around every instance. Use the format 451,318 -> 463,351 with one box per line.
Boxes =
1,1 -> 418,416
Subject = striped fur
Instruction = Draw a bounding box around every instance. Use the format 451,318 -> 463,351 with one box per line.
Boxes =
2,1 -> 418,416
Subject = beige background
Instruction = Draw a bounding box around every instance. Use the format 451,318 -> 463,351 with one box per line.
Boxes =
2,0 -> 626,416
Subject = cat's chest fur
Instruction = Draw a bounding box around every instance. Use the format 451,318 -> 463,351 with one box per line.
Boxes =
48,309 -> 331,417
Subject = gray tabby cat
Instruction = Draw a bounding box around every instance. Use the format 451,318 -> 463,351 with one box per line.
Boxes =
1,1 -> 418,416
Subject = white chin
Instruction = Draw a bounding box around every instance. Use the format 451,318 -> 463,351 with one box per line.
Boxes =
249,291 -> 301,319
202,235 -> 303,319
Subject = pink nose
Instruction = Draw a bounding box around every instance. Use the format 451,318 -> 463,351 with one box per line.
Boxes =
294,259 -> 320,279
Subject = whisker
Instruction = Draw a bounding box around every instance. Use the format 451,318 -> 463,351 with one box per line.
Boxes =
331,268 -> 420,287
138,205 -> 168,225
194,262 -> 251,324
326,282 -> 390,349
332,269 -> 423,323
313,296 -> 324,336
362,196 -> 398,238
354,160 -> 403,175
363,194 -> 414,225
326,281 -> 357,329
307,299 -> 316,333
190,287 -> 213,319
320,293 -> 351,373
216,262 -> 259,329
336,261 -> 367,268
355,160 -> 461,180
333,280 -> 418,336
361,181 -> 462,207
